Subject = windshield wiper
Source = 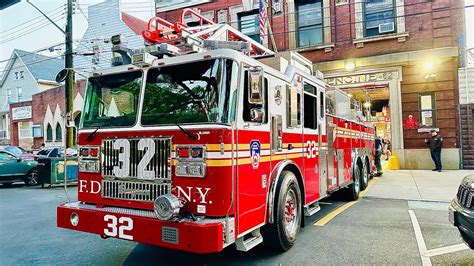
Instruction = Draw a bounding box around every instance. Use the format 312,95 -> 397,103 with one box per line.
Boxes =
175,122 -> 198,141
86,125 -> 101,141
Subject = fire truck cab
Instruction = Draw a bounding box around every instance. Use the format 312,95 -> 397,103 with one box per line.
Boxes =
57,11 -> 375,254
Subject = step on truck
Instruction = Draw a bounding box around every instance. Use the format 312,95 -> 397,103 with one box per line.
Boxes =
57,9 -> 376,254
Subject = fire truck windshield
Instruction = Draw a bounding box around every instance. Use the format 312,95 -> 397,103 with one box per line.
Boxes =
141,59 -> 238,126
82,70 -> 142,128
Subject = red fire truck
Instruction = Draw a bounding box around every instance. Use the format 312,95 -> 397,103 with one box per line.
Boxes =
57,9 -> 375,254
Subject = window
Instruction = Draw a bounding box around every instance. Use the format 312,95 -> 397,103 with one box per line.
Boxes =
17,87 -> 22,102
319,91 -> 324,119
46,124 -> 53,141
286,85 -> 301,128
364,0 -> 395,37
243,70 -> 268,123
297,0 -> 323,47
18,121 -> 32,139
419,93 -> 436,128
32,125 -> 43,138
304,82 -> 318,129
142,59 -> 239,126
55,123 -> 62,141
239,11 -> 260,42
6,88 -> 11,103
14,71 -> 24,80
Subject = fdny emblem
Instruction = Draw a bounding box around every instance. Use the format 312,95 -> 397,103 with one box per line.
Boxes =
250,140 -> 261,169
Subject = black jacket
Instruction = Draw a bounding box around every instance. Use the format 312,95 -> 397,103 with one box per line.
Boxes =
427,134 -> 443,152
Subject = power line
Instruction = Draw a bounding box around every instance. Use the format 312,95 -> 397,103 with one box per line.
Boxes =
0,5 -> 65,35
0,12 -> 66,44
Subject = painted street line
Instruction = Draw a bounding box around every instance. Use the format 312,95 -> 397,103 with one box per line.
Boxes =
423,243 -> 469,257
314,177 -> 378,227
408,210 -> 432,266
314,201 -> 358,226
408,210 -> 469,266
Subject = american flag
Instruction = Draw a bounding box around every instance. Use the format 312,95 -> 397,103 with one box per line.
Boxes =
259,0 -> 267,43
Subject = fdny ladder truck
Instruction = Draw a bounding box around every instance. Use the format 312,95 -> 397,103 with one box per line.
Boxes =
57,9 -> 375,253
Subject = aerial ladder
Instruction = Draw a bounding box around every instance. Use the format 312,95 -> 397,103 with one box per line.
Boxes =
139,8 -> 274,58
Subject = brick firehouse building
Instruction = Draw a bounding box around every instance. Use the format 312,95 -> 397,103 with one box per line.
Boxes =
156,0 -> 467,169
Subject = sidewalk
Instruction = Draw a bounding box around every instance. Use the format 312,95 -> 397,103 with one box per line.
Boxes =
364,170 -> 474,202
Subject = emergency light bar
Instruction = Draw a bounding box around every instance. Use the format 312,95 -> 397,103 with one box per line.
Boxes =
203,40 -> 251,52
131,43 -> 181,66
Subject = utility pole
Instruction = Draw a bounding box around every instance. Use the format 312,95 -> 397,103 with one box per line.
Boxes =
27,0 -> 74,148
65,0 -> 74,148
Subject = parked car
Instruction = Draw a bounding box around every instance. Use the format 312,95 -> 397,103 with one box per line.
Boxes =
36,147 -> 77,159
0,145 -> 36,160
0,150 -> 39,187
449,174 -> 474,249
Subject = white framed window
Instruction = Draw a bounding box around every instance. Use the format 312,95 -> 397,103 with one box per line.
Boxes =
17,87 -> 22,102
32,124 -> 43,138
19,121 -> 32,139
239,11 -> 260,42
364,0 -> 395,37
6,88 -> 11,103
14,71 -> 24,80
296,0 -> 323,47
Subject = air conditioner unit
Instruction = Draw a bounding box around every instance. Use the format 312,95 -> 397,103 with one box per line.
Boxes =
379,22 -> 395,33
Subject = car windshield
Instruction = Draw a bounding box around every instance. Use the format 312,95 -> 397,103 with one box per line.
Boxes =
82,70 -> 142,128
37,149 -> 50,156
5,146 -> 23,156
141,59 -> 238,125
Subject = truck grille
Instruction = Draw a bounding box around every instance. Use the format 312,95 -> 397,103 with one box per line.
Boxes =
102,180 -> 170,202
456,185 -> 473,209
101,137 -> 172,202
102,138 -> 172,180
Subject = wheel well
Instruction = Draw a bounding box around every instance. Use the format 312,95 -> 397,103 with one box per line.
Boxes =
282,164 -> 305,227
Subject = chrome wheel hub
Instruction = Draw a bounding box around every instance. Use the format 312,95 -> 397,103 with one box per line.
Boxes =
284,189 -> 298,237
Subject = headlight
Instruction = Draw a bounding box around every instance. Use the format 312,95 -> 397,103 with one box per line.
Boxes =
154,194 -> 181,221
175,162 -> 206,178
79,159 -> 100,173
175,145 -> 206,178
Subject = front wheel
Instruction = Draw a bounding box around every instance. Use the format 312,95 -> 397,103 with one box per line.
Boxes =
264,171 -> 302,251
24,170 -> 38,186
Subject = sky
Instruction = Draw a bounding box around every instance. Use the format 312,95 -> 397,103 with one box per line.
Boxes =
0,0 -> 473,74
0,0 -> 155,73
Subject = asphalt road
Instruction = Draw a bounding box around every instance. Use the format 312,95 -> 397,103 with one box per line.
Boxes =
1,183 -> 473,265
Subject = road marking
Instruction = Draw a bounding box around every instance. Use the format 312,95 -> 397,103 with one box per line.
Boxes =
314,201 -> 358,226
408,210 -> 432,266
423,244 -> 469,257
408,210 -> 469,265
314,177 -> 378,227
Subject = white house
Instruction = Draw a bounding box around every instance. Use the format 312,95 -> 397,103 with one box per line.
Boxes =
0,50 -> 63,144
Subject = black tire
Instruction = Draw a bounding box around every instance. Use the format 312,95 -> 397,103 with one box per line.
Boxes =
345,163 -> 361,201
24,170 -> 39,186
264,171 -> 302,251
360,159 -> 369,191
2,182 -> 13,187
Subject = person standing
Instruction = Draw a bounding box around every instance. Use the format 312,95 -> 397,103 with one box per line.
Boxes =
425,130 -> 443,172
374,136 -> 383,176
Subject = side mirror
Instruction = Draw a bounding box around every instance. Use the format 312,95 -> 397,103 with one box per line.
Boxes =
16,157 -> 22,162
250,108 -> 264,123
248,67 -> 263,104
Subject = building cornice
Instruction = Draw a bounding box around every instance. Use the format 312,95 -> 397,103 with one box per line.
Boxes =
314,46 -> 460,72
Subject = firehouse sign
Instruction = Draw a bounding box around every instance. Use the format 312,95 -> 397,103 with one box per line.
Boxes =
12,106 -> 32,120
325,72 -> 394,86
250,140 -> 261,169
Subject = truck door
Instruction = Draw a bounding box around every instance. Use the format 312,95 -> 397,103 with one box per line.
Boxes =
236,67 -> 271,235
302,82 -> 320,203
